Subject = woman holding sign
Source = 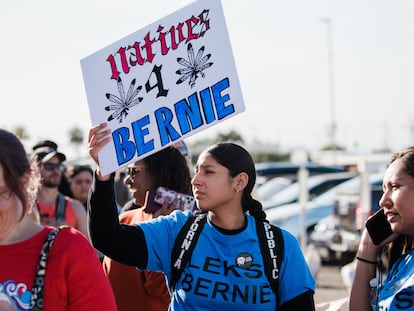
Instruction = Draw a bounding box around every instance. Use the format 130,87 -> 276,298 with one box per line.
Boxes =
88,123 -> 316,310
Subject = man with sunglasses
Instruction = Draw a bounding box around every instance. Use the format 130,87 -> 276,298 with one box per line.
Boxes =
32,142 -> 88,238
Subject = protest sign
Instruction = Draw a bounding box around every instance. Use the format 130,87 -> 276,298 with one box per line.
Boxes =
81,0 -> 245,175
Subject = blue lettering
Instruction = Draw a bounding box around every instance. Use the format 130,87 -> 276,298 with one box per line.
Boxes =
175,93 -> 203,134
199,87 -> 216,123
131,115 -> 154,156
154,107 -> 181,146
112,78 -> 237,167
112,127 -> 136,165
211,78 -> 234,119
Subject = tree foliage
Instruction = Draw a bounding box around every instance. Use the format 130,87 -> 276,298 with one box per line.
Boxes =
13,126 -> 29,140
68,126 -> 84,145
216,130 -> 244,143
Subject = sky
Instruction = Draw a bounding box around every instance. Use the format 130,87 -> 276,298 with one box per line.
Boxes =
1,0 -> 414,160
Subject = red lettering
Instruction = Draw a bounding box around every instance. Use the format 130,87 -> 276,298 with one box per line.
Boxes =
119,47 -> 131,76
128,42 -> 146,67
106,54 -> 120,80
185,16 -> 200,43
142,31 -> 156,63
105,8 -> 212,80
198,9 -> 211,37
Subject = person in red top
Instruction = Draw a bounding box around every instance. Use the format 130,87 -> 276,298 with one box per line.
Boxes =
102,145 -> 193,311
0,128 -> 117,311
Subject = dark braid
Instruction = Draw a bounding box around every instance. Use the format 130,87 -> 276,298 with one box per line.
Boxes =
242,192 -> 267,222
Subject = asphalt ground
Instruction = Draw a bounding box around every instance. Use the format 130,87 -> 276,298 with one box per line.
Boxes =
314,262 -> 351,311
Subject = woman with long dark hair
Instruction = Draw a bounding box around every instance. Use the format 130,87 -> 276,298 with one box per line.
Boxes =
0,128 -> 116,310
88,123 -> 315,310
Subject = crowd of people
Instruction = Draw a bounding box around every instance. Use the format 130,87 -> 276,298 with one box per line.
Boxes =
1,122 -> 414,310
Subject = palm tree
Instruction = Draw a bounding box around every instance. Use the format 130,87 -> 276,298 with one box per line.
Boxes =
14,125 -> 29,140
68,126 -> 84,159
216,130 -> 244,143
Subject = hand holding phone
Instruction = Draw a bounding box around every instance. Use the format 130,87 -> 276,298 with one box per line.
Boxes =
365,209 -> 393,245
143,187 -> 195,213
143,188 -> 161,213
154,187 -> 195,211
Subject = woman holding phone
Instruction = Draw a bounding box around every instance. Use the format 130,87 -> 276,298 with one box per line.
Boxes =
101,143 -> 193,311
350,146 -> 414,311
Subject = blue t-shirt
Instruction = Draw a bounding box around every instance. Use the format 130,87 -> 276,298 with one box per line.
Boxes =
377,249 -> 414,310
138,211 -> 315,310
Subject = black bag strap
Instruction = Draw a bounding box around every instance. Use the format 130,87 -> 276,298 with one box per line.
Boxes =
255,219 -> 284,308
170,214 -> 284,307
30,225 -> 68,311
54,193 -> 67,221
170,213 -> 207,290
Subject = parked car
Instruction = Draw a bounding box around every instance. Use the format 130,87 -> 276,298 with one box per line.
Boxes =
309,173 -> 384,262
308,215 -> 358,263
265,174 -> 379,244
265,186 -> 342,241
259,172 -> 357,207
253,176 -> 293,202
255,162 -> 347,187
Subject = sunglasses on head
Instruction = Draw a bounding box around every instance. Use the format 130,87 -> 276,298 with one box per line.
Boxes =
43,162 -> 63,171
127,165 -> 148,179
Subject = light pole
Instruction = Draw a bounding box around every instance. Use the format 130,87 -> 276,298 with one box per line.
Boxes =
321,17 -> 337,162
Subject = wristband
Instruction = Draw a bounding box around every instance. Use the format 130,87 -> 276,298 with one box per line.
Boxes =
356,256 -> 377,265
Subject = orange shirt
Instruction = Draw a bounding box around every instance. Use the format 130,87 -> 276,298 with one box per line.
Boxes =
102,207 -> 171,311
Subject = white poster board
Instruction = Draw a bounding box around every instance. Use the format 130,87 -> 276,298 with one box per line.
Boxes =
81,0 -> 245,175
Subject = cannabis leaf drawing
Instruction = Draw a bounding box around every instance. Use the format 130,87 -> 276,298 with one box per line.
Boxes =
105,77 -> 143,123
175,43 -> 213,88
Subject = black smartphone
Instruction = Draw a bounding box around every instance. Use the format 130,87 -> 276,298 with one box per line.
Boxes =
365,208 -> 393,245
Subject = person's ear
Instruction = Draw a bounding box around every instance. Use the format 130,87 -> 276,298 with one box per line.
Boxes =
234,172 -> 248,192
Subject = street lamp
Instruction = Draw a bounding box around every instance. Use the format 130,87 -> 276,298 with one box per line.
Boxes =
321,17 -> 337,162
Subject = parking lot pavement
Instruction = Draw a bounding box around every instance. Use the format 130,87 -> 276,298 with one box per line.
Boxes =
315,263 -> 350,311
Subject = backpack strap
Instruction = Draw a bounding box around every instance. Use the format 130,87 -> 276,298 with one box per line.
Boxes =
169,214 -> 285,308
30,225 -> 69,311
170,213 -> 207,291
255,219 -> 284,308
54,193 -> 67,221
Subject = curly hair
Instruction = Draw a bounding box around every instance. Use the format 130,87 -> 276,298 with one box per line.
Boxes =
143,146 -> 192,195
